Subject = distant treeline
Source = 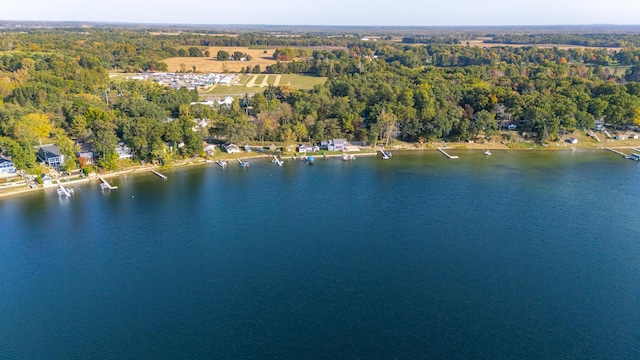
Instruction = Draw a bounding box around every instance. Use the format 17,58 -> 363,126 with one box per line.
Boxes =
485,34 -> 640,48
401,37 -> 461,45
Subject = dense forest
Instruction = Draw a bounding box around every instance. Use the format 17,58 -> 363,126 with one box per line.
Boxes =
1,28 -> 640,175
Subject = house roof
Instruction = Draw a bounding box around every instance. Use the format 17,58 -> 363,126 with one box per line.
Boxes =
40,144 -> 63,158
77,142 -> 93,153
0,157 -> 13,164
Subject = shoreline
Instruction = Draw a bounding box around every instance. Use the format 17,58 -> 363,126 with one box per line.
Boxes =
0,144 -> 637,200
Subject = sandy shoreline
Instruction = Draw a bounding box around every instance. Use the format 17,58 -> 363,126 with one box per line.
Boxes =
1,143 -> 637,200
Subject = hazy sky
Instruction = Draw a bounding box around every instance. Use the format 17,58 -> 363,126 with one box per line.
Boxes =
2,0 -> 639,26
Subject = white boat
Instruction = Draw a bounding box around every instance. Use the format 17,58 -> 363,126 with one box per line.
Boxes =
484,150 -> 492,156
342,153 -> 356,161
216,160 -> 227,167
57,184 -> 74,197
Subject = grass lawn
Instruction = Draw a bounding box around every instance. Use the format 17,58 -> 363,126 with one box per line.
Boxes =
278,74 -> 327,89
252,75 -> 266,86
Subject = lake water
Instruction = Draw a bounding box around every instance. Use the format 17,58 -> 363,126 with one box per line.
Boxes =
1,150 -> 639,359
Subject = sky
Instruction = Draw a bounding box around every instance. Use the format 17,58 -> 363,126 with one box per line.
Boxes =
2,0 -> 639,26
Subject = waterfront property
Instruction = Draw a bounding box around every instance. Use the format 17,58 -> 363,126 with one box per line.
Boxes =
328,139 -> 348,152
224,143 -> 240,153
0,157 -> 16,174
297,144 -> 319,153
76,142 -> 95,165
40,173 -> 52,186
39,145 -> 65,168
203,142 -> 216,155
115,143 -> 133,159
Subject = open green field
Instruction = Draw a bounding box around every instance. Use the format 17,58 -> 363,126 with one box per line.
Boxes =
253,75 -> 266,85
277,74 -> 327,89
201,74 -> 327,95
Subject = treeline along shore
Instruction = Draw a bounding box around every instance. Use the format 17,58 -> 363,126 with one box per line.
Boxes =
1,26 -> 640,195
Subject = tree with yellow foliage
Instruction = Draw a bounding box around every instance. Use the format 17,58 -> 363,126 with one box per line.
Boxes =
13,113 -> 52,147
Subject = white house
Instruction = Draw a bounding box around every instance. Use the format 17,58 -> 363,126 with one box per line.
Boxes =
615,135 -> 627,140
629,134 -> 638,139
218,96 -> 234,108
190,100 -> 216,107
298,144 -> 320,153
223,143 -> 240,153
328,139 -> 348,152
115,143 -> 133,159
39,145 -> 65,168
40,173 -> 52,186
203,142 -> 216,155
0,157 -> 16,174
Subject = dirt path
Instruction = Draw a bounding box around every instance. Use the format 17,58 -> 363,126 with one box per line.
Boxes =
273,75 -> 282,86
245,75 -> 258,87
259,75 -> 269,87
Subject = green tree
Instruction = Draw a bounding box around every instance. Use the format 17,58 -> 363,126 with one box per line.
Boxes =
53,128 -> 78,173
217,50 -> 230,61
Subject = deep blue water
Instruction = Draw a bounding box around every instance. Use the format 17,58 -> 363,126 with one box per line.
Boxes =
1,150 -> 639,359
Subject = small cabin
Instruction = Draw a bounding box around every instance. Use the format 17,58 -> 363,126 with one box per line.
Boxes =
223,143 -> 240,153
615,135 -> 627,140
40,174 -> 52,186
566,138 -> 578,144
629,134 -> 638,139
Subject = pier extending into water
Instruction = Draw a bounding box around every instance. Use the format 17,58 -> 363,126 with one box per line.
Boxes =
604,147 -> 629,158
437,147 -> 459,159
98,176 -> 118,190
629,147 -> 640,153
150,170 -> 167,179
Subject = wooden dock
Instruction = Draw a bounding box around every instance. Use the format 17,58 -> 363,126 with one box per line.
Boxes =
98,176 -> 118,190
436,147 -> 459,159
604,147 -> 628,157
588,130 -> 601,142
629,147 -> 640,153
150,170 -> 167,179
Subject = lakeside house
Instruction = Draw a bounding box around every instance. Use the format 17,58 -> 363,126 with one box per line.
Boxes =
615,134 -> 627,140
40,173 -> 52,186
39,144 -> 65,168
115,143 -> 133,159
629,134 -> 638,139
76,142 -> 95,165
203,142 -> 216,155
223,143 -> 240,153
0,157 -> 16,174
268,144 -> 278,152
328,139 -> 348,152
